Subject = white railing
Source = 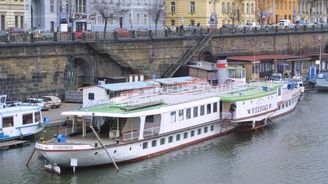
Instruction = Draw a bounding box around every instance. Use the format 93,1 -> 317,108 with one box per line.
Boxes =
104,80 -> 286,108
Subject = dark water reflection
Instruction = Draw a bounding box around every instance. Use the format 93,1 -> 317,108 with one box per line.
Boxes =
1,92 -> 328,184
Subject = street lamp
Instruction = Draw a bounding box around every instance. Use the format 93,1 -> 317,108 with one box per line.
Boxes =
316,35 -> 322,74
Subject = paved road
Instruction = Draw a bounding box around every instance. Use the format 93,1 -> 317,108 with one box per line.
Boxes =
42,103 -> 82,126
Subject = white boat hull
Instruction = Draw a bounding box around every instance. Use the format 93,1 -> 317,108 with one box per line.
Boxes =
36,122 -> 233,167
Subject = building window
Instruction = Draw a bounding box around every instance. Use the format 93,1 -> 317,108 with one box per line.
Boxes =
171,2 -> 176,13
246,3 -> 249,14
176,134 -> 180,141
160,138 -> 165,145
190,1 -> 195,13
171,19 -> 175,26
170,111 -> 176,123
200,105 -> 205,116
50,0 -> 54,13
213,102 -> 218,112
186,108 -> 191,119
88,93 -> 95,100
151,140 -> 157,147
193,106 -> 198,117
183,132 -> 188,139
144,14 -> 147,24
15,16 -> 18,27
75,0 -> 86,13
23,114 -> 33,125
20,16 -> 23,28
59,0 -> 63,12
0,15 -> 5,31
178,110 -> 184,121
137,14 -> 140,24
251,3 -> 254,14
2,116 -> 13,128
142,142 -> 148,149
222,2 -> 225,14
168,136 -> 173,143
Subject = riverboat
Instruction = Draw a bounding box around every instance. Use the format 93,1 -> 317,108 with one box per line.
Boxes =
221,80 -> 303,131
0,94 -> 48,141
35,77 -> 303,170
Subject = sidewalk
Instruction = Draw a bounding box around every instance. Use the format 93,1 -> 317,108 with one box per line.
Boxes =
42,103 -> 81,127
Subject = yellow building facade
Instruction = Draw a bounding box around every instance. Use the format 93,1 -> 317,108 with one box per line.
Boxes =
165,0 -> 212,28
165,0 -> 257,28
255,0 -> 296,24
0,0 -> 27,31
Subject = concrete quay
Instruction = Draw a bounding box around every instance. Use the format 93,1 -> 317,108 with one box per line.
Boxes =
42,103 -> 81,127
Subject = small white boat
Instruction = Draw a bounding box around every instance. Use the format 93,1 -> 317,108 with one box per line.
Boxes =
0,94 -> 48,141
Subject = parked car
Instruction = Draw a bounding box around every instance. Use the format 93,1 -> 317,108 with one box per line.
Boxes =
112,28 -> 131,37
6,27 -> 26,34
42,96 -> 61,108
21,98 -> 50,111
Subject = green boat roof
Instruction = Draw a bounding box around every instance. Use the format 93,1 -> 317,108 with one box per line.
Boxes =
219,83 -> 282,102
69,102 -> 167,115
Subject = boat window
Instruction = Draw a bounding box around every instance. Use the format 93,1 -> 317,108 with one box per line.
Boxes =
168,136 -> 173,143
2,116 -> 13,128
286,102 -> 288,107
282,104 -> 285,108
160,138 -> 165,145
200,105 -> 205,116
193,106 -> 198,117
204,126 -> 208,133
278,105 -> 281,110
186,108 -> 191,119
210,125 -> 214,131
143,115 -> 160,138
23,114 -> 33,125
190,130 -> 195,137
88,93 -> 95,100
146,115 -> 154,122
176,134 -> 180,141
289,101 -> 291,106
142,142 -> 148,149
183,132 -> 188,139
35,112 -> 40,122
170,111 -> 176,123
197,128 -> 201,135
207,104 -> 211,114
151,140 -> 157,147
278,88 -> 281,96
178,110 -> 184,121
213,102 -> 218,112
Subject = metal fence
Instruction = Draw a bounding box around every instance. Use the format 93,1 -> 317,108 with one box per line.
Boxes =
1,24 -> 328,44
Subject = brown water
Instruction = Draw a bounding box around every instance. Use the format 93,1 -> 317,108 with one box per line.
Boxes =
1,91 -> 328,184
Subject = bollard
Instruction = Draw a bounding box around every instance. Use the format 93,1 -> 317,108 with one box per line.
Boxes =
53,32 -> 58,41
30,33 -> 34,42
71,32 -> 75,41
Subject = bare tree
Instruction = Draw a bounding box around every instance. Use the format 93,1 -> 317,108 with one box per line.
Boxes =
226,0 -> 243,26
256,0 -> 273,25
147,0 -> 164,31
90,0 -> 129,34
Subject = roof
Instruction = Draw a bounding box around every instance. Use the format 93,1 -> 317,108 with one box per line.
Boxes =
99,81 -> 157,92
220,82 -> 282,102
227,54 -> 299,62
153,76 -> 196,85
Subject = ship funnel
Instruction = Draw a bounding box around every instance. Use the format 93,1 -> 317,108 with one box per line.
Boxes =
216,56 -> 228,85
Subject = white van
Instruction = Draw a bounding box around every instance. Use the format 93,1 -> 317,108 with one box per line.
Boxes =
279,19 -> 292,27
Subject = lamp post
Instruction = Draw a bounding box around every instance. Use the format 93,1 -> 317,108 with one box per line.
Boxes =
316,35 -> 322,74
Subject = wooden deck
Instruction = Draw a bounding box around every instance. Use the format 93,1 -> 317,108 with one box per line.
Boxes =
0,140 -> 31,150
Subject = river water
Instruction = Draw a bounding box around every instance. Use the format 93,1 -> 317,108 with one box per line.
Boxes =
1,91 -> 328,184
